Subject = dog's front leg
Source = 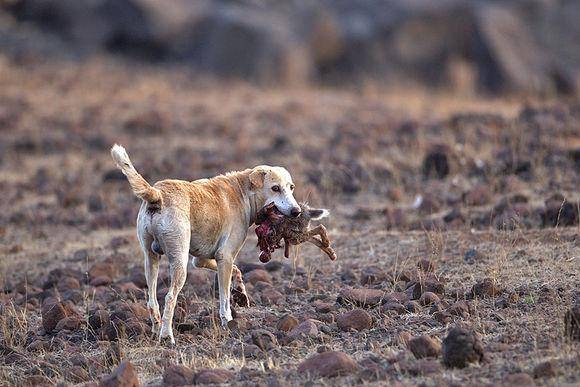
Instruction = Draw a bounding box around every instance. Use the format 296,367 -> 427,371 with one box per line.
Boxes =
216,252 -> 234,328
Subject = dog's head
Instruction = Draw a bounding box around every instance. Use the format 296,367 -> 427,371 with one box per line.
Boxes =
249,165 -> 300,217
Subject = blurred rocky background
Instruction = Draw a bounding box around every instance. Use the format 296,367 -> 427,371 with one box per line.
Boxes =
1,0 -> 580,95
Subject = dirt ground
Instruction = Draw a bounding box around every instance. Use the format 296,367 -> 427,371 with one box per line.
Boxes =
0,57 -> 579,386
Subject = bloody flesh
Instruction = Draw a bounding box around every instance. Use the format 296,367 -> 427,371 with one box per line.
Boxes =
255,203 -> 285,262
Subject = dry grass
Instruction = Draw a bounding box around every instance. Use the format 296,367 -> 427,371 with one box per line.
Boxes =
0,56 -> 579,385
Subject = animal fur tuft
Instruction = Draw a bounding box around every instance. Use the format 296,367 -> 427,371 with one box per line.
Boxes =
110,144 -> 162,204
310,208 -> 330,220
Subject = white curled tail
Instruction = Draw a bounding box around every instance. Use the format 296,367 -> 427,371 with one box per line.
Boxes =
110,144 -> 162,204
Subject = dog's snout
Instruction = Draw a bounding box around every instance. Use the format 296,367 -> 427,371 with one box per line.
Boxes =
290,207 -> 301,218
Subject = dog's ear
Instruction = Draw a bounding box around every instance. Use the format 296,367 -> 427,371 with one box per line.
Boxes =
249,168 -> 267,190
308,208 -> 329,220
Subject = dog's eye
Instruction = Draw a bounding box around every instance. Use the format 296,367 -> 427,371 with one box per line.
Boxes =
289,184 -> 295,191
271,185 -> 280,192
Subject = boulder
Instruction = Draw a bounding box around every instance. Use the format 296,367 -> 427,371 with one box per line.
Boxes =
408,336 -> 441,359
163,365 -> 194,386
194,369 -> 234,384
89,262 -> 116,281
277,314 -> 298,333
99,361 -> 140,387
297,351 -> 358,378
287,319 -> 318,342
336,309 -> 373,331
337,287 -> 385,308
419,292 -> 440,306
471,278 -> 500,298
244,269 -> 272,285
41,297 -> 68,333
442,327 -> 484,368
250,329 -> 278,351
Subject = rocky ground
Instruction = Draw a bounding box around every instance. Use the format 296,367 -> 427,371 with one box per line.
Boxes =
0,57 -> 579,386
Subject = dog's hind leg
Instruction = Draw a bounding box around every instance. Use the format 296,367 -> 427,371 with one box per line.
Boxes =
138,231 -> 162,335
159,220 -> 190,345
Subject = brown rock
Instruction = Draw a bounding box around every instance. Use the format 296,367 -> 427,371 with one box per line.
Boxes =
128,267 -> 147,289
89,309 -> 110,330
117,282 -> 141,296
408,336 -> 442,359
417,259 -> 436,273
360,266 -> 391,285
287,319 -> 318,341
297,351 -> 358,377
411,279 -> 445,299
448,300 -> 470,317
397,268 -> 418,282
163,365 -> 194,386
313,300 -> 336,313
55,315 -> 83,331
396,358 -> 442,376
91,275 -> 113,287
41,297 -> 68,333
442,327 -> 484,368
251,329 -> 278,351
58,276 -> 81,292
277,314 -> 299,333
337,287 -> 386,308
336,309 -> 373,331
194,369 -> 234,384
260,286 -> 284,304
89,262 -> 116,281
419,292 -> 440,306
471,277 -> 500,298
225,315 -> 249,332
384,291 -> 409,304
380,302 -> 407,315
533,360 -> 557,379
99,361 -> 139,387
244,269 -> 272,285
503,373 -> 535,386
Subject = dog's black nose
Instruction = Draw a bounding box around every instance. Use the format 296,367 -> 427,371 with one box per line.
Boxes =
290,207 -> 301,217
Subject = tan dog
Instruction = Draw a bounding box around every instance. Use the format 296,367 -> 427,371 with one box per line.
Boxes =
111,144 -> 301,344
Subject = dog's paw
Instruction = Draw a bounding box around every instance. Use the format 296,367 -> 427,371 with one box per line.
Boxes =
158,325 -> 175,346
231,288 -> 251,307
158,335 -> 176,346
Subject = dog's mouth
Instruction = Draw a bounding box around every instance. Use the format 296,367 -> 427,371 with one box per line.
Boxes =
256,202 -> 284,224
